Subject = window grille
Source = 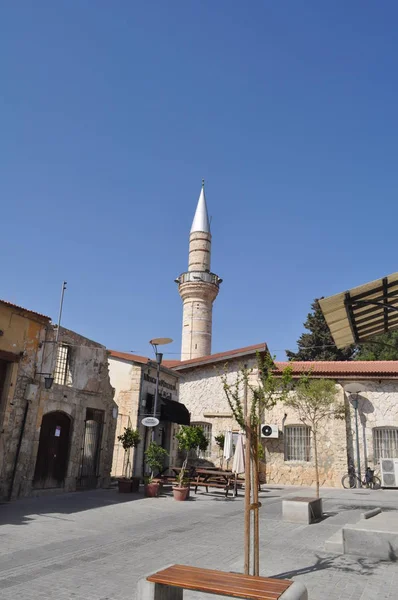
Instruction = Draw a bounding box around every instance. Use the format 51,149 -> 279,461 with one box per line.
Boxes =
54,344 -> 70,386
284,425 -> 311,462
373,427 -> 398,464
191,422 -> 212,459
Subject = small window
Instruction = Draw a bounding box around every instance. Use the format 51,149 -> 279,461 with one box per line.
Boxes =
191,422 -> 212,459
54,344 -> 71,386
373,427 -> 398,464
284,425 -> 311,462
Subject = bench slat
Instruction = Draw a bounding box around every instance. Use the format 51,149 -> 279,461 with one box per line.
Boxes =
147,565 -> 292,600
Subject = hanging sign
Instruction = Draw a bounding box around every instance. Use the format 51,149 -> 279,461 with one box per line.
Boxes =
141,416 -> 160,427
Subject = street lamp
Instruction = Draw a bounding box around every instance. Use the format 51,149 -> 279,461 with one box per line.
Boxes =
344,382 -> 363,488
149,337 -> 173,442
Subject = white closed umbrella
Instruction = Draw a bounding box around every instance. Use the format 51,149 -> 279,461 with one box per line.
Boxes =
223,431 -> 234,464
232,433 -> 245,474
232,432 -> 245,497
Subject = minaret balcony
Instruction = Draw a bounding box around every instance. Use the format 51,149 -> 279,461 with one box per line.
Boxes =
175,271 -> 222,286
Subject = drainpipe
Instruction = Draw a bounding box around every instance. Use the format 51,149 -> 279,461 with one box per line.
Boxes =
8,400 -> 29,501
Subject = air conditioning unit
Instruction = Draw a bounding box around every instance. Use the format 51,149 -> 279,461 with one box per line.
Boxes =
261,424 -> 279,439
380,458 -> 398,487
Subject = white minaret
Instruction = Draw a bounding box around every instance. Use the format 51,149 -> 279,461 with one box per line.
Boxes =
175,181 -> 222,360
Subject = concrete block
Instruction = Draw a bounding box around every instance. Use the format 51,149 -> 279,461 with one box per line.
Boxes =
343,513 -> 398,561
279,581 -> 308,600
282,497 -> 323,524
361,507 -> 381,519
324,529 -> 344,554
137,577 -> 183,600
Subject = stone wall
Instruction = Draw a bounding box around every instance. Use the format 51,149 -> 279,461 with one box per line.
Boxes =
178,357 -> 257,466
0,302 -> 48,500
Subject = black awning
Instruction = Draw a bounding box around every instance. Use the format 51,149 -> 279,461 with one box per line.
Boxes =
160,398 -> 190,425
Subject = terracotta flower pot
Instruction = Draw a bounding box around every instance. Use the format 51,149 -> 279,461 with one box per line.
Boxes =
118,479 -> 133,493
118,477 -> 141,493
145,482 -> 160,497
173,485 -> 190,501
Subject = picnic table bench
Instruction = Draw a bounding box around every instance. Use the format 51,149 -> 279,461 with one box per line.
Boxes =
138,564 -> 307,600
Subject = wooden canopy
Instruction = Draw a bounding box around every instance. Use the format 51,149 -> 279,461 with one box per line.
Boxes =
319,272 -> 398,348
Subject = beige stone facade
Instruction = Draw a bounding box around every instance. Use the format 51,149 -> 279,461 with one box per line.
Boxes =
0,299 -> 116,500
109,352 -> 183,478
174,349 -> 398,489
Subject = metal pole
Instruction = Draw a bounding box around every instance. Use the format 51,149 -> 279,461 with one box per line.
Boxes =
243,368 -> 251,575
55,281 -> 67,344
151,349 -> 162,442
353,397 -> 361,487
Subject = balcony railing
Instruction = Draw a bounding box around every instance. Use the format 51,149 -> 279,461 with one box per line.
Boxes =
175,271 -> 222,286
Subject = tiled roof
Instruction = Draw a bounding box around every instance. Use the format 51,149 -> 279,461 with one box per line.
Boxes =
171,343 -> 267,370
0,299 -> 51,321
108,349 -> 179,370
108,350 -> 150,365
274,361 -> 398,380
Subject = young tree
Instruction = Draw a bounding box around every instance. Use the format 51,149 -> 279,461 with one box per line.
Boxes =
286,299 -> 355,361
221,353 -> 292,576
175,426 -> 209,485
284,378 -> 344,497
117,427 -> 141,479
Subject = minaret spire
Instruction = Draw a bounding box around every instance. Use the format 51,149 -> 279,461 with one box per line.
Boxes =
190,179 -> 210,233
175,182 -> 222,360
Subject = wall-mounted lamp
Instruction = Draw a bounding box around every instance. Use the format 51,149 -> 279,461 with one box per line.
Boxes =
36,373 -> 54,390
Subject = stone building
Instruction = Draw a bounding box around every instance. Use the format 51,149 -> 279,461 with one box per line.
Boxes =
174,349 -> 398,489
172,344 -> 265,465
108,351 -> 189,478
0,299 -> 117,500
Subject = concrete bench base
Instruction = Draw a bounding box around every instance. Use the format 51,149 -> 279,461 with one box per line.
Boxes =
137,569 -> 308,600
343,513 -> 398,561
283,497 -> 323,524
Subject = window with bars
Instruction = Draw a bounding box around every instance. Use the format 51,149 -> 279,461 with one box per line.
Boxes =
284,425 -> 311,462
54,344 -> 71,386
373,427 -> 398,464
191,422 -> 212,459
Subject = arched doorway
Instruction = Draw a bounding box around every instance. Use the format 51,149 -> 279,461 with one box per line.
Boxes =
33,411 -> 71,489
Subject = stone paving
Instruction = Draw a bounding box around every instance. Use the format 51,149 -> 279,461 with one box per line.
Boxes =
0,484 -> 397,599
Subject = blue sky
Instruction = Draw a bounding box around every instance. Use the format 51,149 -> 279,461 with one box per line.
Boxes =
2,1 -> 398,361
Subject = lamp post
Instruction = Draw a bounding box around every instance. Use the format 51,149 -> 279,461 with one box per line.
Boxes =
149,338 -> 173,442
344,383 -> 363,488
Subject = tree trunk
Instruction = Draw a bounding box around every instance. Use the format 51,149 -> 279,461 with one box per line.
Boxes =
251,431 -> 260,576
180,453 -> 189,482
313,430 -> 320,498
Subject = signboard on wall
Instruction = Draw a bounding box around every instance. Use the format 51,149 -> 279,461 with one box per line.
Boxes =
141,416 -> 160,427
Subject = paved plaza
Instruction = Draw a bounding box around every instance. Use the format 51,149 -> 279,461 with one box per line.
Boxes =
0,484 -> 397,600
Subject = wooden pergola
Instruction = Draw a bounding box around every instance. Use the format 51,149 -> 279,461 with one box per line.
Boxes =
319,272 -> 398,348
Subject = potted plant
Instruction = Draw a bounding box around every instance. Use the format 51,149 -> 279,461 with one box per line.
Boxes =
117,427 -> 142,493
144,442 -> 169,497
173,426 -> 209,501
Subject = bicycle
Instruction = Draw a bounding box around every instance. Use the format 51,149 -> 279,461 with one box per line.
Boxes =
341,466 -> 381,490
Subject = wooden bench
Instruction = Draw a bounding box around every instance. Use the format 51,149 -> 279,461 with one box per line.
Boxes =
138,564 -> 307,600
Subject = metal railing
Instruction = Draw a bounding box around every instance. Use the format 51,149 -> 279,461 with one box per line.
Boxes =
176,271 -> 221,285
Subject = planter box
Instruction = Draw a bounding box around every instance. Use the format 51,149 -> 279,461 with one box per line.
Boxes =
282,497 -> 323,524
118,477 -> 140,493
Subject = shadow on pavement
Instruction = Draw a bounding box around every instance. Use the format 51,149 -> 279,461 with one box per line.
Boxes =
270,552 -> 385,579
0,488 -> 144,526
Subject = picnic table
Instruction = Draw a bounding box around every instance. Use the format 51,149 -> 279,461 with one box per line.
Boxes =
165,467 -> 244,497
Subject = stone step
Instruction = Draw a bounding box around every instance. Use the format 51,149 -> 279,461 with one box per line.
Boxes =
324,529 -> 343,554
